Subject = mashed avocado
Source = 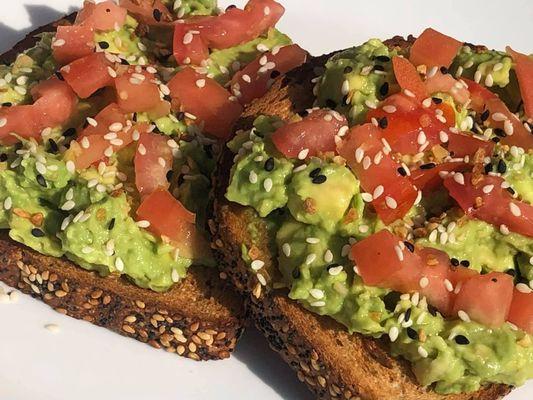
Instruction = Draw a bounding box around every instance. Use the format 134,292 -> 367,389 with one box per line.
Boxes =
94,15 -> 147,62
316,39 -> 397,124
162,0 -> 217,18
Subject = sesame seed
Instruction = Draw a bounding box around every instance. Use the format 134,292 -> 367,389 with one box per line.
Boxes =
418,346 -> 428,358
0,117 -> 7,128
86,117 -> 98,127
256,43 -> 269,52
394,245 -> 404,261
358,225 -> 369,233
45,323 -> 60,333
509,202 -> 521,217
389,326 -> 399,342
361,192 -> 373,202
115,257 -> 125,272
136,220 -> 150,228
282,243 -> 291,257
403,89 -> 415,98
158,157 -> 166,167
305,253 -> 317,265
310,301 -> 326,307
444,279 -> 454,292
183,32 -> 194,45
500,224 -> 510,235
53,38 -> 66,47
372,185 -> 384,199
196,79 -> 206,88
109,122 -> 123,132
309,288 -> 324,299
492,112 -> 507,122
419,277 -> 429,288
251,260 -> 265,271
138,144 -> 147,155
104,146 -> 113,157
81,246 -> 94,254
324,249 -> 333,263
485,73 -> 494,87
385,196 -> 397,209
383,105 -> 397,114
362,156 -> 371,170
169,268 -> 180,283
474,70 -> 482,83
66,161 -> 75,174
263,177 -> 273,192
242,74 -> 251,83
355,147 -> 365,163
453,173 -> 465,185
328,265 -> 343,276
341,80 -> 350,95
306,237 -> 320,244
61,200 -> 75,211
516,283 -> 532,294
458,310 -> 471,322
297,148 -> 309,160
503,119 -> 514,136
249,170 -> 258,184
257,273 -> 267,286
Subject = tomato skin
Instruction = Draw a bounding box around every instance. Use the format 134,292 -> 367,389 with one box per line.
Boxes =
486,97 -> 533,150
173,22 -> 209,65
79,103 -> 127,138
507,47 -> 533,119
418,248 -> 455,315
62,52 -> 114,99
508,289 -> 533,334
409,28 -> 462,69
444,174 -> 533,238
168,67 -> 242,139
411,161 -> 468,192
425,71 -> 470,105
73,129 -> 134,170
76,0 -> 127,31
272,109 -> 347,159
119,0 -> 173,25
392,56 -> 427,100
447,132 -> 495,158
134,132 -> 173,197
52,24 -> 95,65
115,68 -> 169,116
461,78 -> 498,113
452,272 -> 514,328
230,44 -> 308,105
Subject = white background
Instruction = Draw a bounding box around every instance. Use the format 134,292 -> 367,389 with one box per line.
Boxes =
0,1 -> 531,399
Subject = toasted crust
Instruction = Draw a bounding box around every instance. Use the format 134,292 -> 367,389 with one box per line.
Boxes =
211,39 -> 512,397
0,15 -> 244,360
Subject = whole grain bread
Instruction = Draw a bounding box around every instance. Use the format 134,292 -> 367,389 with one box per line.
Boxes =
211,38 -> 513,397
0,13 -> 244,361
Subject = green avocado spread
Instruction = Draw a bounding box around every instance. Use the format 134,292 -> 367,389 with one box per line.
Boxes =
225,38 -> 533,394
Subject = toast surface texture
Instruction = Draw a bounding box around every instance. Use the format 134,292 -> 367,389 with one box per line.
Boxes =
211,38 -> 512,397
0,14 -> 244,361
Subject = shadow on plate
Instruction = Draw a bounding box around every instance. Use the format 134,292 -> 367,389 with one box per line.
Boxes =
0,4 -> 77,54
234,327 -> 314,400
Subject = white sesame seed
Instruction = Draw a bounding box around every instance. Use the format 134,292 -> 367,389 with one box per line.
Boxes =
297,148 -> 309,160
81,246 -> 94,254
309,288 -> 324,299
61,200 -> 75,211
183,32 -> 194,45
157,157 -> 166,168
362,156 -> 372,170
474,70 -> 482,83
306,237 -> 320,244
364,99 -> 377,109
329,265 -> 343,276
66,160 -> 75,174
0,117 -> 7,128
372,185 -> 384,200
249,170 -> 258,184
422,98 -> 432,108
427,66 -> 438,78
385,196 -> 397,209
394,245 -> 404,261
257,273 -> 267,286
3,196 -> 12,210
251,259 -> 265,271
242,74 -> 252,83
458,310 -> 471,322
500,224 -> 510,235
440,231 -> 449,245
383,105 -> 397,114
86,117 -> 98,127
110,139 -> 123,146
115,257 -> 125,272
509,202 -> 521,217
305,253 -> 317,265
170,268 -> 180,283
136,220 -> 150,228
263,177 -> 273,192
516,283 -> 532,294
418,346 -> 428,358
493,62 -> 504,72
310,301 -> 326,307
45,323 -> 60,333
482,184 -> 494,194
109,122 -> 123,132
324,249 -> 333,263
419,276 -> 429,289
53,38 -> 66,47
195,79 -> 206,88
492,112 -> 507,122
341,80 -> 350,95
485,73 -> 494,87
355,147 -> 365,163
453,172 -> 465,185
444,279 -> 454,292
361,192 -> 373,202
256,43 -> 269,52
138,143 -> 147,155
337,126 -> 349,137
504,119 -> 514,136
428,229 -> 438,243
282,243 -> 291,257
389,326 -> 399,342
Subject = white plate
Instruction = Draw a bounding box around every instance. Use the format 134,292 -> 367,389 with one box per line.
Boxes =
0,1 -> 531,399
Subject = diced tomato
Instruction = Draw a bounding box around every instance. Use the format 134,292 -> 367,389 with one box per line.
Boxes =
485,97 -> 533,150
167,67 -> 242,138
119,0 -> 173,25
52,24 -> 95,65
0,106 -> 41,144
115,68 -> 169,116
447,132 -> 495,158
392,56 -> 427,100
62,52 -> 114,99
507,47 -> 533,119
444,173 -> 533,238
461,78 -> 498,113
76,0 -> 127,31
411,161 -> 469,192
448,266 -> 478,287
338,123 -> 418,224
425,71 -> 470,105
351,230 -> 422,292
418,247 -> 454,315
79,103 -> 128,138
136,188 -> 206,260
271,109 -> 347,159
409,28 -> 462,69
173,22 -> 209,65
73,129 -> 135,170
230,44 -> 307,105
452,272 -> 514,328
508,289 -> 533,334
134,132 -> 173,197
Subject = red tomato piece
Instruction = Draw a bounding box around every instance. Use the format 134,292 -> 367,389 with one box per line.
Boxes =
452,272 -> 514,328
444,173 -> 533,238
271,109 -> 347,159
508,289 -> 533,334
461,78 -> 498,113
418,247 -> 454,315
338,123 -> 418,224
52,24 -> 95,65
73,129 -> 134,170
119,0 -> 173,25
134,132 -> 173,197
0,105 -> 41,144
115,68 -> 169,116
62,52 -> 114,99
447,132 -> 495,158
392,56 -> 427,100
76,0 -> 127,31
425,71 -> 470,105
486,97 -> 533,150
351,230 -> 422,292
79,103 -> 128,138
173,22 -> 209,65
507,47 -> 533,119
409,28 -> 462,69
167,67 -> 242,138
230,44 -> 307,105
136,188 -> 205,260
411,161 -> 469,192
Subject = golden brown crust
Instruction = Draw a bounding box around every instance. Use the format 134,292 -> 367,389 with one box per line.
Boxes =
0,13 -> 244,361
211,41 -> 512,397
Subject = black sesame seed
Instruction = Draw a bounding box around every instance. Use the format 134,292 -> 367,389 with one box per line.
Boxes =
373,65 -> 385,72
132,112 -> 138,122
98,41 -> 110,49
432,97 -> 443,105
494,128 -> 506,137
379,82 -> 389,97
270,70 -> 281,79
505,269 -> 517,277
383,291 -> 401,312
451,258 -> 460,267
343,66 -> 353,74
454,335 -> 470,345
55,71 -> 64,81
440,66 -> 449,75
378,116 -> 388,129
108,217 -> 116,230
0,153 -> 7,162
298,110 -> 309,118
2,102 -> 12,107
226,4 -> 237,10
312,174 -> 327,184
460,260 -> 470,267
63,127 -> 76,137
404,308 -> 412,321
428,304 -> 439,316
325,99 -> 337,109
177,112 -> 185,121
309,167 -> 321,178
480,109 -> 490,122
342,94 -> 349,105
484,163 -> 493,174
163,94 -> 172,102
491,137 -> 501,143
292,267 -> 300,279
376,55 -> 391,63
264,157 -> 275,172
36,174 -> 47,187
404,241 -> 415,253
31,228 -> 45,237
497,159 -> 507,174
48,139 -> 59,154
397,167 -> 407,177
491,278 -> 498,282
120,58 -> 130,65
506,187 -> 516,195
153,8 -> 162,22
406,327 -> 418,340
166,169 -> 174,181
420,162 -> 436,170
204,144 -> 214,159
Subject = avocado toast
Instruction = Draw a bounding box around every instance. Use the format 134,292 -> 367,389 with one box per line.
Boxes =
212,30 -> 533,397
0,0 -> 305,360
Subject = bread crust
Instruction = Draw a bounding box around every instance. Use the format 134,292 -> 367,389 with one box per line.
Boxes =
0,12 -> 244,361
211,39 -> 512,397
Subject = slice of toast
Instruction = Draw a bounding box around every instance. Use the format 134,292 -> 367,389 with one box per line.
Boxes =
211,38 -> 513,396
0,14 -> 244,361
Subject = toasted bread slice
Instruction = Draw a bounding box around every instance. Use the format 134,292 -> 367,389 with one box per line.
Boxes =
211,38 -> 513,396
0,14 -> 244,361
